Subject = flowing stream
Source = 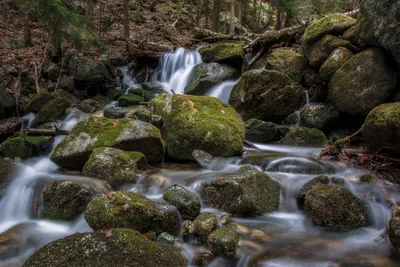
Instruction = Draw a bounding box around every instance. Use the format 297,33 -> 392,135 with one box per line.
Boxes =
0,48 -> 399,266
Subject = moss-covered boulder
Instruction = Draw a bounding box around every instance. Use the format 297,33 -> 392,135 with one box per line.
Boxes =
67,56 -> 110,86
199,42 -> 244,68
163,184 -> 201,219
41,181 -> 103,221
194,212 -> 218,237
51,116 -> 164,169
150,95 -> 244,161
265,47 -> 307,82
192,149 -> 213,167
302,13 -> 356,44
184,63 -> 240,95
207,225 -> 239,259
53,89 -> 82,104
319,47 -> 354,81
85,191 -> 180,235
361,103 -> 400,155
278,126 -> 327,147
24,92 -> 55,114
104,106 -> 127,119
0,136 -> 53,159
245,119 -> 279,143
118,94 -> 145,107
132,105 -> 151,122
83,147 -> 149,188
303,34 -> 356,68
299,103 -> 340,130
79,99 -> 101,113
304,184 -> 368,231
229,70 -> 306,123
389,207 -> 400,249
328,48 -> 397,115
201,169 -> 280,216
23,229 -> 187,267
128,88 -> 155,102
31,97 -> 72,128
297,175 -> 330,209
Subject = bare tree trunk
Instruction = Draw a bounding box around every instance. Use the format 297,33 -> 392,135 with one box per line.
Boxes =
195,0 -> 202,26
204,0 -> 210,29
211,0 -> 221,32
236,0 -> 243,23
230,0 -> 235,34
23,15 -> 32,47
123,0 -> 130,39
275,10 -> 282,30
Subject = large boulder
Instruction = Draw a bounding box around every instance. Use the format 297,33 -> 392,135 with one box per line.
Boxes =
278,126 -> 327,147
201,169 -> 280,216
362,103 -> 400,155
304,184 -> 368,231
67,56 -> 110,86
83,147 -> 149,187
245,119 -> 279,143
229,70 -> 306,123
24,92 -> 55,114
31,97 -> 72,128
85,191 -> 181,235
198,42 -> 244,68
265,47 -> 307,82
296,175 -> 330,209
328,48 -> 397,115
163,184 -> 201,219
184,63 -> 239,95
150,95 -> 244,161
23,229 -> 187,267
299,103 -> 340,130
118,94 -> 145,107
0,136 -> 53,159
302,13 -> 356,44
319,47 -> 353,81
50,117 -> 164,169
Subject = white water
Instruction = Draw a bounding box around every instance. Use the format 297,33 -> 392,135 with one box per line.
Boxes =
206,80 -> 237,103
118,67 -> 140,93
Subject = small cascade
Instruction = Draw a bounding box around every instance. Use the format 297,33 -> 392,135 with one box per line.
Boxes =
304,90 -> 310,106
153,47 -> 202,94
118,67 -> 140,93
206,80 -> 237,103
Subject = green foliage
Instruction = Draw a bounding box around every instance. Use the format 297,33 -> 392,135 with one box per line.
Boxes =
276,0 -> 299,14
21,0 -> 97,51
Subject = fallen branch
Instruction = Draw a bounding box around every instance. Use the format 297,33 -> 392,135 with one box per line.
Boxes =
24,126 -> 69,136
248,46 -> 267,68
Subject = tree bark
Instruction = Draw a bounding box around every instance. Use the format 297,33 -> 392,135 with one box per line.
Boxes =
24,127 -> 69,136
203,0 -> 209,29
23,15 -> 32,47
211,0 -> 221,32
123,0 -> 130,39
230,0 -> 235,34
275,10 -> 282,30
195,0 -> 202,26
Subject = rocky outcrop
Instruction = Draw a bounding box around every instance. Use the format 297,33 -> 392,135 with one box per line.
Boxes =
199,42 -> 244,68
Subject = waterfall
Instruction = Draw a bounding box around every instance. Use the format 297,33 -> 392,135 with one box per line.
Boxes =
118,67 -> 140,93
206,80 -> 237,103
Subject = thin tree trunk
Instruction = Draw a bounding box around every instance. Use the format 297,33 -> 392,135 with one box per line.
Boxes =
236,0 -> 243,23
230,0 -> 235,35
211,0 -> 221,32
123,0 -> 130,39
275,10 -> 282,30
204,0 -> 209,29
86,0 -> 94,17
23,15 -> 32,47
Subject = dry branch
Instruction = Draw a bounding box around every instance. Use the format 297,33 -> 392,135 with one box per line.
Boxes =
24,127 -> 69,136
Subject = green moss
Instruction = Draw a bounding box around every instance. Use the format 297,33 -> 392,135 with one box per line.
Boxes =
207,225 -> 239,259
359,174 -> 376,184
163,184 -> 200,219
265,48 -> 306,82
118,94 -> 145,107
199,42 -> 244,68
319,47 -> 353,81
194,212 -> 218,237
128,89 -> 155,101
24,92 -> 55,113
0,137 -> 32,159
278,126 -> 327,147
31,97 -> 72,128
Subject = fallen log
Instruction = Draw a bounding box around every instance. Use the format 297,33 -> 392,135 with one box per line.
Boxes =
24,127 -> 69,136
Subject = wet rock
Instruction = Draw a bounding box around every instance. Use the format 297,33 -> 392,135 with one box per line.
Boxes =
127,88 -> 155,102
184,63 -> 240,95
388,205 -> 400,249
107,88 -> 122,100
201,170 -> 280,216
57,76 -> 74,92
319,47 -> 353,81
132,105 -> 151,122
142,81 -> 163,92
23,229 -> 187,267
40,181 -> 101,221
0,157 -> 16,196
156,232 -> 175,245
207,225 -> 239,259
358,174 -> 376,184
218,214 -> 232,226
53,89 -> 81,104
199,42 -> 244,68
229,70 -> 306,123
118,94 -> 144,107
304,184 -> 368,231
150,95 -> 244,161
103,106 -> 127,119
362,103 -> 400,155
143,173 -> 171,191
265,47 -> 307,82
31,97 -> 72,128
297,175 -> 330,209
194,212 -> 218,237
24,92 -> 55,114
0,91 -> 16,120
278,126 -> 327,147
83,147 -> 149,188
328,48 -> 397,115
245,119 -> 279,143
192,250 -> 215,267
85,192 -> 181,235
51,117 -> 165,169
299,103 -> 340,130
192,150 -> 213,167
67,56 -> 110,87
163,184 -> 201,219
302,13 -> 356,44
79,99 -> 101,113
181,220 -> 196,241
0,136 -> 54,159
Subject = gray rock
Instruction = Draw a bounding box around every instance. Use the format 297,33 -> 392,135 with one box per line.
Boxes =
207,225 -> 239,259
103,106 -> 127,119
163,184 -> 201,219
245,119 -> 278,143
79,99 -> 101,113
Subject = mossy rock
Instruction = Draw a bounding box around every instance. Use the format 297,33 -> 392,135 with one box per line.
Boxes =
229,70 -> 306,123
278,126 -> 327,147
296,175 -> 330,209
57,76 -> 75,92
328,48 -> 397,115
79,99 -> 101,113
303,34 -> 357,68
156,232 -> 175,245
304,184 -> 368,231
207,225 -> 239,259
389,211 -> 400,249
104,106 -> 127,119
67,56 -> 110,85
0,136 -> 53,159
23,229 -> 187,267
0,157 -> 16,196
184,63 -> 240,95
150,95 -> 244,161
163,184 -> 201,219
245,119 -> 279,143
127,88 -> 155,102
40,181 -> 99,221
51,116 -> 164,169
53,89 -> 81,104
31,97 -> 72,128
118,94 -> 144,107
302,13 -> 356,44
194,212 -> 218,237
24,92 -> 55,114
199,42 -> 244,68
299,103 -> 340,130
358,174 -> 376,184
132,105 -> 151,122
265,47 -> 307,82
85,191 -> 181,235
201,170 -> 280,216
319,47 -> 354,81
361,103 -> 400,155
83,147 -> 149,188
